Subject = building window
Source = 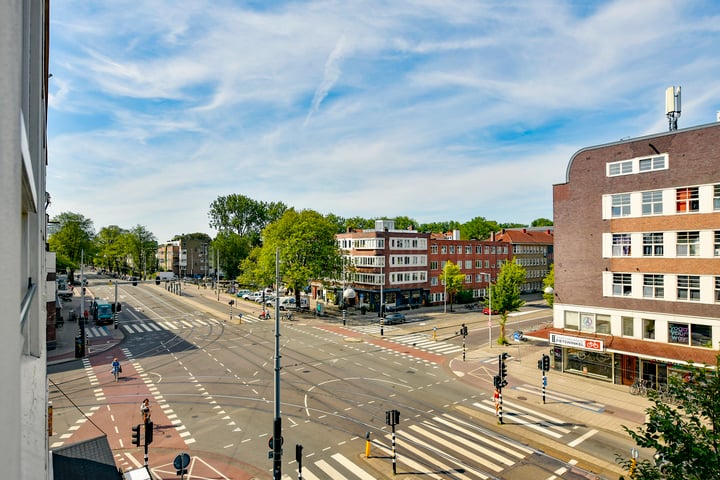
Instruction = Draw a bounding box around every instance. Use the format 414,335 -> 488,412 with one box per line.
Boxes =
611,193 -> 631,217
431,244 -> 438,254
441,246 -> 447,254
607,160 -> 632,176
612,234 -> 631,256
677,275 -> 700,301
465,246 -> 471,254
622,316 -> 634,337
449,245 -> 455,254
715,231 -> 720,256
465,274 -> 471,283
643,274 -> 664,299
465,260 -> 472,269
612,273 -> 632,296
643,319 -> 656,340
638,155 -> 666,171
715,185 -> 720,210
642,232 -> 664,256
431,276 -> 438,286
676,231 -> 699,256
641,190 -> 663,215
564,311 -> 579,331
430,261 -> 438,270
668,323 -> 689,345
676,187 -> 699,213
596,314 -> 611,334
692,325 -> 712,348
716,277 -> 720,302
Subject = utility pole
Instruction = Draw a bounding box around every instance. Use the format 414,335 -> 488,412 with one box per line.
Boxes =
271,249 -> 283,479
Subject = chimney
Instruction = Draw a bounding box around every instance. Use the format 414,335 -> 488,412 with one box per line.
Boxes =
522,228 -> 527,234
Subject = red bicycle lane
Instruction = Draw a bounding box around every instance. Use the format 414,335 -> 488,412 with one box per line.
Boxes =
78,347 -> 261,479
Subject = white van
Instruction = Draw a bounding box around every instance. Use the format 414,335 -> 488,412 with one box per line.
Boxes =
268,297 -> 296,310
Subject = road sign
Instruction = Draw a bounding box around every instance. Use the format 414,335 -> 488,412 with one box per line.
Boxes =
173,452 -> 190,470
268,435 -> 284,449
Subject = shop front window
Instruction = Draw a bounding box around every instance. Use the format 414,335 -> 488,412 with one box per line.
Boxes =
668,323 -> 689,345
596,314 -> 611,334
691,324 -> 712,348
622,316 -> 634,337
564,348 -> 613,380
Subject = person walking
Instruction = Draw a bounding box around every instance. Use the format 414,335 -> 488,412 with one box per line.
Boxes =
141,398 -> 151,423
111,357 -> 121,382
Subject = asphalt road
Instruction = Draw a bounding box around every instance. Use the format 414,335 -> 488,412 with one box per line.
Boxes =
48,277 -> 630,479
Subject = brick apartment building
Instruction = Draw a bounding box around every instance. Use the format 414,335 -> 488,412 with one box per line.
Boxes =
328,221 -> 551,312
157,238 -> 210,278
427,231 -> 511,305
549,121 -> 720,386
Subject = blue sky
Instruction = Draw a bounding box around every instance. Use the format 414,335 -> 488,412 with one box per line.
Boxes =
47,0 -> 720,242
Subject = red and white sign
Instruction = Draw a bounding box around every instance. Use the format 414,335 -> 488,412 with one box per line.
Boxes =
549,333 -> 604,352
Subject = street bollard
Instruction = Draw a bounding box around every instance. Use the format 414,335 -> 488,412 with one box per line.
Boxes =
365,432 -> 371,458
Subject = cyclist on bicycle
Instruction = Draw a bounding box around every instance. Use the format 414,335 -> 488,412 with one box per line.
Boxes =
111,357 -> 121,382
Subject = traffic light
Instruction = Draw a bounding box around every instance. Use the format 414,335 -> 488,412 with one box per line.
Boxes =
131,424 -> 141,446
537,359 -> 543,370
542,354 -> 550,372
132,279 -> 138,286
295,444 -> 303,463
145,421 -> 153,445
493,375 -> 501,389
499,353 -> 509,388
461,324 -> 468,337
111,302 -> 122,313
155,277 -> 160,285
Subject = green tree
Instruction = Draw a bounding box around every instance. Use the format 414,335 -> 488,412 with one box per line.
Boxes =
208,194 -> 287,236
419,220 -> 461,234
461,216 -> 500,240
488,259 -> 526,344
252,209 -> 342,306
441,261 -> 466,312
124,225 -> 157,278
212,231 -> 251,280
94,225 -> 129,273
531,217 -> 553,227
391,216 -> 420,231
617,357 -> 720,480
48,212 -> 96,279
542,263 -> 555,307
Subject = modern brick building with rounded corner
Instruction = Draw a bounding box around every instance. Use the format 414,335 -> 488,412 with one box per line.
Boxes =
549,121 -> 720,386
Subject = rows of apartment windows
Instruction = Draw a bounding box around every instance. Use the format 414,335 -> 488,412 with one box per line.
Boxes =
606,154 -> 667,177
606,230 -> 720,257
605,184 -> 720,218
430,260 -> 505,270
430,244 -> 509,255
606,272 -> 720,303
563,310 -> 713,348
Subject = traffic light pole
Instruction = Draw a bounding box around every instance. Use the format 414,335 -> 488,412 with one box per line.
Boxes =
542,370 -> 547,404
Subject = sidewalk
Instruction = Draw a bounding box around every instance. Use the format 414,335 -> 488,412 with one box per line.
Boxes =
48,289 -> 125,366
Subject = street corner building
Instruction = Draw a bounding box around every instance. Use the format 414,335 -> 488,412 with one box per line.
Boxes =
545,120 -> 720,387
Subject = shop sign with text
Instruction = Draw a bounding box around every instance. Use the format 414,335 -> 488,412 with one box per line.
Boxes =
550,333 -> 604,352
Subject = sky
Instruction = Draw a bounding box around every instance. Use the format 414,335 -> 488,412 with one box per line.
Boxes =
47,0 -> 720,243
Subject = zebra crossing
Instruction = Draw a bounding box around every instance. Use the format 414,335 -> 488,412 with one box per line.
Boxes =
83,325 -> 112,338
280,412 -> 536,480
119,315 -> 266,335
350,326 -> 465,356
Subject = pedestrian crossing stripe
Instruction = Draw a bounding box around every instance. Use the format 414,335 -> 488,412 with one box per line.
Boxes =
514,384 -> 605,412
119,316 -> 267,335
387,333 -> 464,354
84,326 -> 110,338
281,453 -> 376,480
473,400 -> 571,438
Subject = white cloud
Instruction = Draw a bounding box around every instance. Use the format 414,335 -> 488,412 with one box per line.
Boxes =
46,0 -> 720,242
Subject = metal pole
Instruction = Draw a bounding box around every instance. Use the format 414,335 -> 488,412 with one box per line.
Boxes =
114,280 -> 118,328
542,371 -> 546,404
497,354 -> 504,424
272,249 -> 282,479
379,265 -> 384,318
391,425 -> 397,475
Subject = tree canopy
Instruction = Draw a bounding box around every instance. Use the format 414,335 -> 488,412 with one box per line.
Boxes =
440,261 -> 466,311
542,263 -> 554,307
48,212 -> 96,277
241,209 -> 342,305
488,259 -> 526,344
618,356 -> 720,480
208,194 -> 287,236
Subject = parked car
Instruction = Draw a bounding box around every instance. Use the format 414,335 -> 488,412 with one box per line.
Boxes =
236,289 -> 251,298
482,307 -> 499,315
383,313 -> 406,325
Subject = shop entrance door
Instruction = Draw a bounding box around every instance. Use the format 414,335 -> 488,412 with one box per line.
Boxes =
621,355 -> 637,386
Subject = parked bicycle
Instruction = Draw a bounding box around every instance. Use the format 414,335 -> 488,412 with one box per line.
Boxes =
629,378 -> 648,396
282,311 -> 294,321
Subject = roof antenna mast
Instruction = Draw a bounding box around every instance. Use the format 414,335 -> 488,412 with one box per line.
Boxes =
665,85 -> 681,131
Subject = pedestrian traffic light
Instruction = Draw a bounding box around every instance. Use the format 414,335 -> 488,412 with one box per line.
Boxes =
145,421 -> 153,445
295,444 -> 303,463
537,359 -> 543,370
542,354 -> 550,372
493,375 -> 501,389
155,277 -> 160,285
499,353 -> 508,388
131,424 -> 141,446
461,324 -> 468,337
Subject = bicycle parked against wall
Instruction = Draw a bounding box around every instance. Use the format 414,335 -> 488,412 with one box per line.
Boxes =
629,378 -> 649,396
